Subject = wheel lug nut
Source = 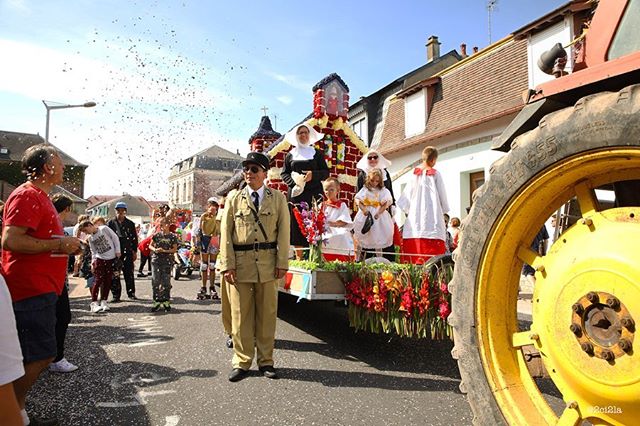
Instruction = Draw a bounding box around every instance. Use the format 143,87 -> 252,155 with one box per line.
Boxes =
581,342 -> 594,354
619,339 -> 632,353
569,323 -> 582,336
621,316 -> 635,331
572,303 -> 584,315
606,297 -> 620,309
601,349 -> 615,361
586,292 -> 599,304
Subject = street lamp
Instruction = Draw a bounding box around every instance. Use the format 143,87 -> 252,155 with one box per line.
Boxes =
43,100 -> 96,144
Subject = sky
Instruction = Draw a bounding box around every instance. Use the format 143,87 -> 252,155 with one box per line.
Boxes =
0,0 -> 567,200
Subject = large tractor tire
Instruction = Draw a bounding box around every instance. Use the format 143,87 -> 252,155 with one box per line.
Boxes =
450,84 -> 640,425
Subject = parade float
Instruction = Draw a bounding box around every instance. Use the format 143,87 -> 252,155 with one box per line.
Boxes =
238,74 -> 453,339
279,197 -> 453,339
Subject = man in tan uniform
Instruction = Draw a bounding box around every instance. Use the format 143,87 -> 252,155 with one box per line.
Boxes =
219,152 -> 290,382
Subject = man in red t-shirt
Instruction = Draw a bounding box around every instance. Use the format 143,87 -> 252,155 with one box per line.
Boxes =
1,144 -> 82,425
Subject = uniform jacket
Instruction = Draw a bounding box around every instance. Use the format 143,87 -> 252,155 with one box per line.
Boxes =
107,217 -> 138,253
218,186 -> 290,283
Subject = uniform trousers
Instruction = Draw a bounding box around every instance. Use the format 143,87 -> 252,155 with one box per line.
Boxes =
220,276 -> 232,336
228,279 -> 278,370
111,249 -> 136,299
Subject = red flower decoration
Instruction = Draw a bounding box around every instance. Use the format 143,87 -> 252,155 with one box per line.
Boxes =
439,299 -> 451,319
291,205 -> 307,238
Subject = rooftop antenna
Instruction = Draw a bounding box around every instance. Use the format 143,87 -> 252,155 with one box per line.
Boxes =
487,0 -> 498,45
273,114 -> 278,131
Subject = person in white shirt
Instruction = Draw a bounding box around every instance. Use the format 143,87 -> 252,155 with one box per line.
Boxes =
321,177 -> 354,261
71,214 -> 90,277
353,169 -> 394,259
396,146 -> 450,264
0,274 -> 24,425
79,219 -> 121,313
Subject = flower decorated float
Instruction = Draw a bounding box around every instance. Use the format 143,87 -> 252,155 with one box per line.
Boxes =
234,74 -> 453,339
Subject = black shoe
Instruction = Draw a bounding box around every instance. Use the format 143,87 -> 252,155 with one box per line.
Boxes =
137,272 -> 146,278
228,368 -> 248,382
29,415 -> 59,426
226,336 -> 233,349
110,298 -> 121,304
259,365 -> 278,379
128,295 -> 138,300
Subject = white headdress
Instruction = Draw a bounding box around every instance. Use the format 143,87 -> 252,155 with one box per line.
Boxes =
356,149 -> 392,180
285,123 -> 324,161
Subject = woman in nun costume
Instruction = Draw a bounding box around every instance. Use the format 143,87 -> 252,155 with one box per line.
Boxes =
280,123 -> 330,258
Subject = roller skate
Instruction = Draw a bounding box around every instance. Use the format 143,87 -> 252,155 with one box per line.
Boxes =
209,287 -> 219,300
197,287 -> 210,300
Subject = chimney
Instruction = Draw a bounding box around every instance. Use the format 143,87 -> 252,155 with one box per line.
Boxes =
460,43 -> 467,58
426,35 -> 441,63
473,46 -> 479,54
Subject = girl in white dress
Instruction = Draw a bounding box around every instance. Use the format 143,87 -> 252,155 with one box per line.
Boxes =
321,177 -> 354,261
353,169 -> 394,259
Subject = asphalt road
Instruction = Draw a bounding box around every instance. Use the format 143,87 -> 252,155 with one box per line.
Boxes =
27,273 -> 472,426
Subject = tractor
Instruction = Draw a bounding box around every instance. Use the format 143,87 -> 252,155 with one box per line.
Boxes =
449,0 -> 640,424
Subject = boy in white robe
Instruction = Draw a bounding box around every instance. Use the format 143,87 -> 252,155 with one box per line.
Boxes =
396,146 -> 450,264
321,177 -> 354,261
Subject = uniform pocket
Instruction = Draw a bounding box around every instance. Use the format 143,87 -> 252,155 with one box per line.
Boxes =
259,209 -> 275,234
234,210 -> 251,226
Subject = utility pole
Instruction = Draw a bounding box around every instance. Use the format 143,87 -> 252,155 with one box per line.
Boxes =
273,114 -> 278,131
487,0 -> 498,45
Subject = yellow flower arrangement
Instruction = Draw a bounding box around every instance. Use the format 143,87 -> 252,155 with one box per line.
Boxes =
267,167 -> 282,181
266,139 -> 291,159
337,174 -> 358,187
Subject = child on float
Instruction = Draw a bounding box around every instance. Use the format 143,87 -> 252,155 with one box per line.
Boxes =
353,169 -> 394,260
321,177 -> 354,262
149,217 -> 179,312
198,197 -> 221,299
79,217 -> 121,313
450,216 -> 461,250
396,146 -> 450,264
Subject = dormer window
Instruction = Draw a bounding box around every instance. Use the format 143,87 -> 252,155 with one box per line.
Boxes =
404,89 -> 426,138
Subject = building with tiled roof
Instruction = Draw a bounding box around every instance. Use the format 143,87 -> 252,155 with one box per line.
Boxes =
360,1 -> 588,219
0,130 -> 87,201
86,193 -> 153,224
348,39 -> 462,147
168,144 -> 243,214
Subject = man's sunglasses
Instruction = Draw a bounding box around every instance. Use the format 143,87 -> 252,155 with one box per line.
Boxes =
368,155 -> 378,160
243,165 -> 262,173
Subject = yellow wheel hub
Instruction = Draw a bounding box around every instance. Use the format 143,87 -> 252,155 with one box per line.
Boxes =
535,207 -> 639,420
476,149 -> 640,425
